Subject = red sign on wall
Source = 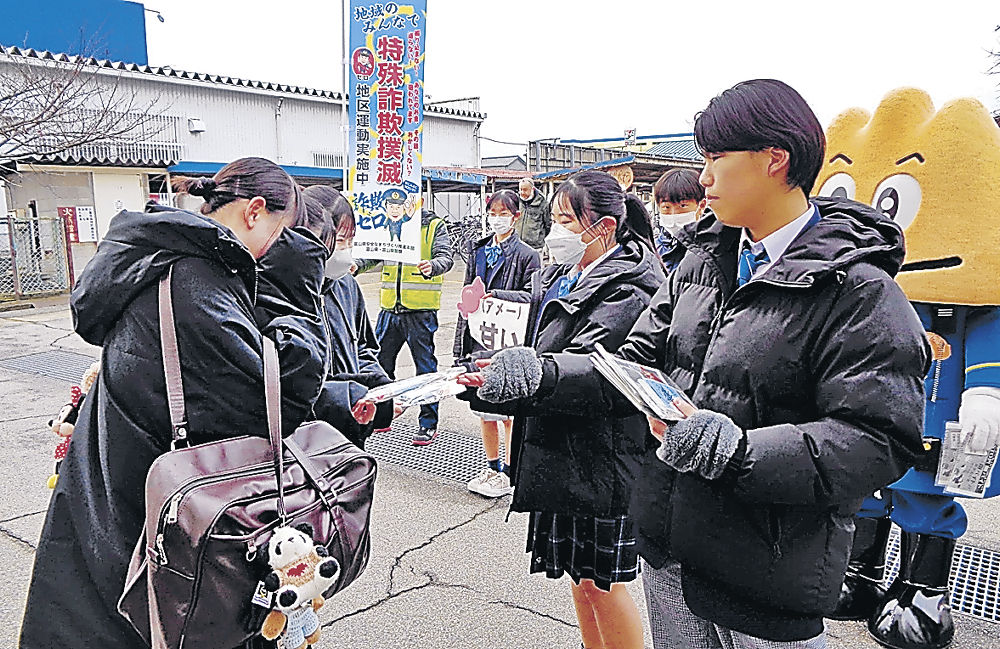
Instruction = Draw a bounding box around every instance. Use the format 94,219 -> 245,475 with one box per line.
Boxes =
58,206 -> 79,243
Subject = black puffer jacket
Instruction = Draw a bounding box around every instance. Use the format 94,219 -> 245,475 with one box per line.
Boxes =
313,275 -> 395,446
462,239 -> 665,516
21,206 -> 327,649
453,231 -> 541,358
545,197 -> 929,639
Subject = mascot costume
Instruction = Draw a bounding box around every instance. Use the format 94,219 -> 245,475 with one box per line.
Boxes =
814,88 -> 1000,649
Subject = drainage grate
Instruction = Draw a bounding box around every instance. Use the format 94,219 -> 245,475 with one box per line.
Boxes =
366,421 -> 495,485
0,350 -> 98,384
884,527 -> 1000,623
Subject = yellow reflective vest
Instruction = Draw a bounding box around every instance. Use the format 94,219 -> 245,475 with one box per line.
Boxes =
380,218 -> 445,311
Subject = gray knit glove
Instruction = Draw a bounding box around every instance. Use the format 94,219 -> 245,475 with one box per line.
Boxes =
478,346 -> 543,403
656,410 -> 742,480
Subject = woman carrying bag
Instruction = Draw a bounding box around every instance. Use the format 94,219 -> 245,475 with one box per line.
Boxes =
458,170 -> 664,649
20,157 -> 328,649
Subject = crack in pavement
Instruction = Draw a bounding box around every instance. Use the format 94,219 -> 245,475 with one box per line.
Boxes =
6,318 -> 73,333
488,598 -> 577,628
0,524 -> 38,550
323,499 -> 503,628
322,579 -> 431,626
0,413 -> 50,424
0,509 -> 46,524
49,331 -> 76,349
386,499 -> 502,595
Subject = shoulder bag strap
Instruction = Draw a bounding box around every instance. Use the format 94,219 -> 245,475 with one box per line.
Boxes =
262,336 -> 287,522
160,267 -> 288,521
158,267 -> 189,450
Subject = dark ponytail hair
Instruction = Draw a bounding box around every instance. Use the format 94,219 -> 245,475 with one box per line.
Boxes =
551,170 -> 658,256
172,156 -> 304,222
623,193 -> 658,255
302,185 -> 356,243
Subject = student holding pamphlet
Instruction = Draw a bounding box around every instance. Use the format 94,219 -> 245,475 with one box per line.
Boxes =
457,170 -> 664,649
461,80 -> 930,649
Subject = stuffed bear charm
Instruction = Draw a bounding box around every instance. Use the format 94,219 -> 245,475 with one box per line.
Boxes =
47,361 -> 100,488
259,522 -> 340,649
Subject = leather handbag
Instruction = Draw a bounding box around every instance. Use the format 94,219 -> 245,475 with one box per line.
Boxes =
118,268 -> 377,649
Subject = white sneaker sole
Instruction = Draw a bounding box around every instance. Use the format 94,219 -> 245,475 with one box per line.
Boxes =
473,484 -> 513,498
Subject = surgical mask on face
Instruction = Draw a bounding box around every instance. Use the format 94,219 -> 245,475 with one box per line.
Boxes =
324,247 -> 354,280
488,214 -> 513,236
659,210 -> 698,234
545,220 -> 603,265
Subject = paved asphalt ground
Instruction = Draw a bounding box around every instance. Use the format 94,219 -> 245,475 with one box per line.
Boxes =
0,263 -> 998,648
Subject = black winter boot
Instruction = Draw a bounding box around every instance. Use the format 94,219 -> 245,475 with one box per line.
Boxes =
868,532 -> 956,649
829,516 -> 892,620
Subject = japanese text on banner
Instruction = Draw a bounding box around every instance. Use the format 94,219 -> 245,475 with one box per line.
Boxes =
348,1 -> 426,264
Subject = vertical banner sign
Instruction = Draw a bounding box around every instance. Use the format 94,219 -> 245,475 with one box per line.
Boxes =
57,206 -> 79,243
348,0 -> 426,264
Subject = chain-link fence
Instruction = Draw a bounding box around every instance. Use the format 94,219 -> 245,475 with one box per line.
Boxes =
0,215 -> 70,299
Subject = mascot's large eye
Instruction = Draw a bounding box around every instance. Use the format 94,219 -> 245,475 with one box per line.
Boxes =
871,174 -> 921,230
817,173 -> 856,200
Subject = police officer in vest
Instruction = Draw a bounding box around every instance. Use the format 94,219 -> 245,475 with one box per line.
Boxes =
357,203 -> 454,445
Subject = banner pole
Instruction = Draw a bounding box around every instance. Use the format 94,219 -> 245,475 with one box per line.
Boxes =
341,0 -> 350,192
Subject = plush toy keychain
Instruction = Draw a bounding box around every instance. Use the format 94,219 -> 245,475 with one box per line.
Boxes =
47,361 -> 100,489
259,522 -> 340,649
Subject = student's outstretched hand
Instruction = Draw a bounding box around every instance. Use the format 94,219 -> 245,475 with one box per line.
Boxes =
656,410 -> 743,480
476,347 -> 542,403
351,398 -> 376,425
456,359 -> 492,388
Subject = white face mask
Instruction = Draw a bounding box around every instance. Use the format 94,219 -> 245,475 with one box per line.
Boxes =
545,220 -> 602,266
324,247 -> 354,280
488,214 -> 513,236
659,210 -> 698,234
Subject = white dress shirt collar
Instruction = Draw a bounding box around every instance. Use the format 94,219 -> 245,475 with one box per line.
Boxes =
738,204 -> 818,280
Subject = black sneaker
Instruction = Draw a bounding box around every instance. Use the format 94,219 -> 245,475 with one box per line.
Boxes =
412,427 -> 438,446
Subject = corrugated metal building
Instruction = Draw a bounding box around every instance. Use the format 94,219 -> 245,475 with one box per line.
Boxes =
0,46 -> 484,295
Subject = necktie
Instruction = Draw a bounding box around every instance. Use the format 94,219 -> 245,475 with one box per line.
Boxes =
737,243 -> 770,287
557,272 -> 581,298
485,244 -> 502,267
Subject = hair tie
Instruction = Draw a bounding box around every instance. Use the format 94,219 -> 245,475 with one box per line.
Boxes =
190,177 -> 217,197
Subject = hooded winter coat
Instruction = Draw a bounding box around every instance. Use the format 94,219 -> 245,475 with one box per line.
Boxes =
20,206 -> 327,649
543,197 -> 930,640
312,274 -> 395,446
462,239 -> 665,516
453,231 -> 541,358
515,188 -> 551,250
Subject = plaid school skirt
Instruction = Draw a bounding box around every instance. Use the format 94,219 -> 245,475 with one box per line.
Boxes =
526,511 -> 640,592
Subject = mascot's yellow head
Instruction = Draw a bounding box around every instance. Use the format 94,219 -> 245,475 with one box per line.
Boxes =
813,87 -> 1000,306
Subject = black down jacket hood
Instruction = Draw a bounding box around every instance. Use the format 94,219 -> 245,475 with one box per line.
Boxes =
72,204 -> 257,345
674,195 -> 906,289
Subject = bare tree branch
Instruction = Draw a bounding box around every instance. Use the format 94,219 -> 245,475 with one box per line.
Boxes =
0,44 -> 168,165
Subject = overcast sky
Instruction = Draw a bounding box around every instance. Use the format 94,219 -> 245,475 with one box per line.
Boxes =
145,0 -> 1000,158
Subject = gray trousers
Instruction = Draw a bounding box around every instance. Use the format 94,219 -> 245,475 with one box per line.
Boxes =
641,559 -> 826,649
